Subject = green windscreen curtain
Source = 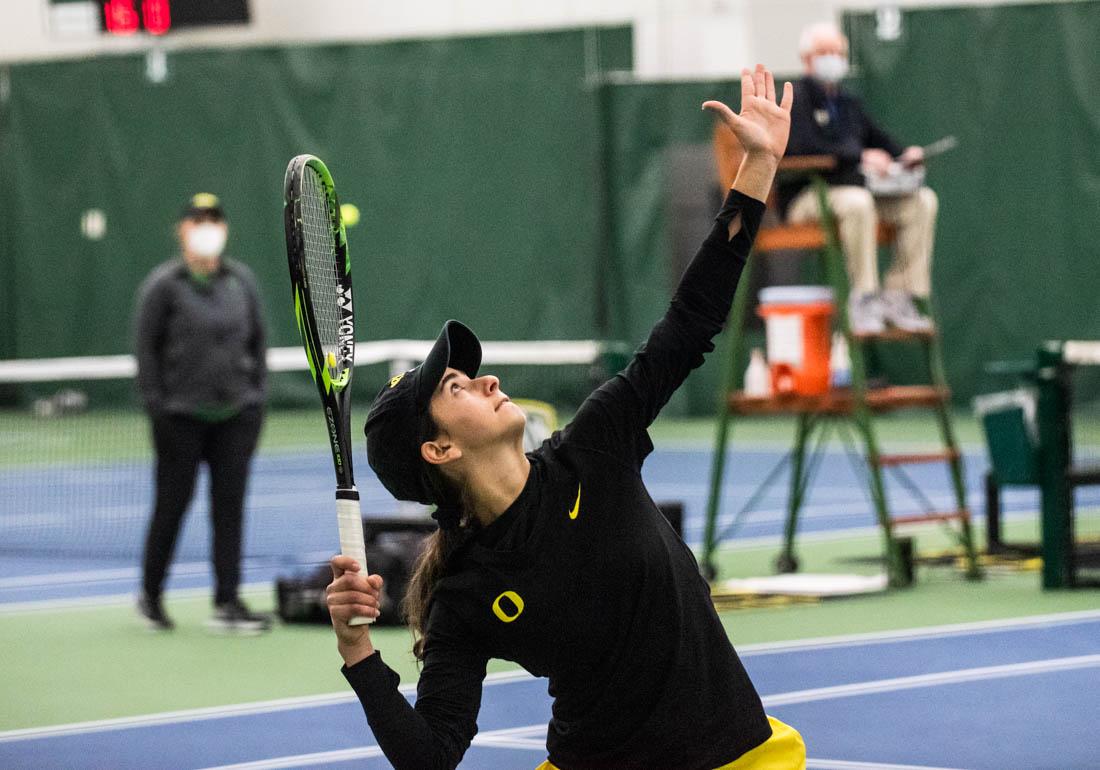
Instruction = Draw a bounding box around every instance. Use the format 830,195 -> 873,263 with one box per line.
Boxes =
9,8 -> 1096,412
845,2 -> 1100,402
598,77 -> 744,415
0,27 -> 631,406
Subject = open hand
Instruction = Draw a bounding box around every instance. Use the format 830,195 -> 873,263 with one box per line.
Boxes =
703,64 -> 793,161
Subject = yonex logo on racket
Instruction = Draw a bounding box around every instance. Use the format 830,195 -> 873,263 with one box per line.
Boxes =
336,285 -> 355,366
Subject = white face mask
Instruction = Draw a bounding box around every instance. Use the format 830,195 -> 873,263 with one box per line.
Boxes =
186,223 -> 227,259
811,54 -> 849,84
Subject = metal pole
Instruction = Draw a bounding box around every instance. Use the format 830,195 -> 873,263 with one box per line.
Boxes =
701,257 -> 755,580
1036,341 -> 1073,589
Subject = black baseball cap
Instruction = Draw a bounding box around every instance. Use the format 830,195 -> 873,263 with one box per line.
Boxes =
180,192 -> 225,221
364,320 -> 482,505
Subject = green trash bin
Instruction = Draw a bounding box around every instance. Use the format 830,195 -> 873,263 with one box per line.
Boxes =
973,388 -> 1040,551
974,388 -> 1040,485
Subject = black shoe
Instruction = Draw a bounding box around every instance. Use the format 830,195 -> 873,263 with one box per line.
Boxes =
137,592 -> 175,631
206,598 -> 272,635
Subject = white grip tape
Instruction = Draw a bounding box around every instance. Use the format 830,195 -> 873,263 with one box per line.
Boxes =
336,496 -> 374,625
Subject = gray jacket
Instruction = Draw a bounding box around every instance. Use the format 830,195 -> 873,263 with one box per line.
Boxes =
133,257 -> 267,417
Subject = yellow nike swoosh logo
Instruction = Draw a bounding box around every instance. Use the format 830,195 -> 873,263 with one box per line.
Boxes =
568,484 -> 581,520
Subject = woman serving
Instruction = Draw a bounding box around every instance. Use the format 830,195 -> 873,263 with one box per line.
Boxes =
326,64 -> 805,770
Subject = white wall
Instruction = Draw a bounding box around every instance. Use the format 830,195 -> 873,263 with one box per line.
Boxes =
1,0 -> 1081,76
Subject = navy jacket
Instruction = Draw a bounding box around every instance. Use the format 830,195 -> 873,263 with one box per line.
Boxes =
778,75 -> 904,215
133,257 -> 267,418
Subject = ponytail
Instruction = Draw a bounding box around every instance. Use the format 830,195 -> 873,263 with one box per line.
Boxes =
403,521 -> 466,660
401,408 -> 475,661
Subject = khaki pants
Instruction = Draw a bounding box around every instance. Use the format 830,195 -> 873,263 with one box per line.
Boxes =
787,185 -> 938,297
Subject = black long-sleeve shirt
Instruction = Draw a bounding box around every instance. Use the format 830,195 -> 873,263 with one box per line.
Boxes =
777,75 -> 904,216
344,189 -> 772,770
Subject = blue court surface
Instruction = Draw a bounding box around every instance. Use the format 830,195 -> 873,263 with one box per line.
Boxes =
2,443 -> 1099,769
1,612 -> 1098,769
4,443 -> 1096,605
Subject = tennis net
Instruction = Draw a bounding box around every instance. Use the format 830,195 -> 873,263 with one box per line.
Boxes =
0,340 -> 622,562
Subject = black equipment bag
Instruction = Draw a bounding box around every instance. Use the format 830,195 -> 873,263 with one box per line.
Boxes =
275,516 -> 435,626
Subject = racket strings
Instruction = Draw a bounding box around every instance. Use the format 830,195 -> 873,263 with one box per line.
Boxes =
300,168 -> 344,375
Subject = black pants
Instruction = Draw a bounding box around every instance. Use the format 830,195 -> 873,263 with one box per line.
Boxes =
141,406 -> 264,605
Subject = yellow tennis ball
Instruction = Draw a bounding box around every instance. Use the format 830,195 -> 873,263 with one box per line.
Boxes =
326,352 -> 337,368
340,203 -> 360,228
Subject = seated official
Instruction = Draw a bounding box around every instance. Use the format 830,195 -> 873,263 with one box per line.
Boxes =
777,21 -> 937,335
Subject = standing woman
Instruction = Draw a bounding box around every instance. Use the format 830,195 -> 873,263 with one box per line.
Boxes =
134,194 -> 270,633
327,66 -> 805,769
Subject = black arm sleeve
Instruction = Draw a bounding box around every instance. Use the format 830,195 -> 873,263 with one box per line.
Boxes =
342,605 -> 488,770
561,189 -> 765,468
241,266 -> 268,396
132,273 -> 167,414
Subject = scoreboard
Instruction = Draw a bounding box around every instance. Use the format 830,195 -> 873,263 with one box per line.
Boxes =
100,0 -> 250,35
47,0 -> 251,38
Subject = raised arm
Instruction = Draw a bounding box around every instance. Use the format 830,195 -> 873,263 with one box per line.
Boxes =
563,65 -> 792,466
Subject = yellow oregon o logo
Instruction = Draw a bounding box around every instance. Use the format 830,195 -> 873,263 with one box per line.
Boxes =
491,591 -> 525,623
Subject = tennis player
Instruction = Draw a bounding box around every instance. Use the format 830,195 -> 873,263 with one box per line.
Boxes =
326,64 -> 806,769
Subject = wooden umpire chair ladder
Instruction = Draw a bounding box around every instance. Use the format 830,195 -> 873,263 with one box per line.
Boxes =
700,124 -> 981,587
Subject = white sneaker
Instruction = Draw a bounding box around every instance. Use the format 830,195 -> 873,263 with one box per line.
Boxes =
206,599 -> 272,635
847,292 -> 886,335
881,290 -> 934,333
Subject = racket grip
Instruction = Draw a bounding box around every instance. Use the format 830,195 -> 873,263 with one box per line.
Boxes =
336,491 -> 374,626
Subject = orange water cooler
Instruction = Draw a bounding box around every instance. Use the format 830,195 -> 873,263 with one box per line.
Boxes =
756,286 -> 834,396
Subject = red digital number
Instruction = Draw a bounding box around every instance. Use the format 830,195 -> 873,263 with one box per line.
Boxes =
142,0 -> 172,35
103,0 -> 140,35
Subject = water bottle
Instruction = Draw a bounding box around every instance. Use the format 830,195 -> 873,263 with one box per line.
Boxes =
744,348 -> 772,397
830,332 -> 851,388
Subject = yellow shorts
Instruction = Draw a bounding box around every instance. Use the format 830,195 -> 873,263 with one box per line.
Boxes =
535,715 -> 805,770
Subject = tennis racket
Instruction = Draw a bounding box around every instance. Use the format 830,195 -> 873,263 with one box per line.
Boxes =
283,154 -> 372,625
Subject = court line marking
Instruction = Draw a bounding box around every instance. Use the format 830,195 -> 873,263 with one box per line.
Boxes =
806,761 -> 965,770
737,608 -> 1100,656
194,745 -> 385,769
4,489 -> 1089,602
3,611 -> 1099,745
188,655 -> 1098,769
188,724 -> 557,770
196,743 -> 971,770
683,491 -> 979,529
469,723 -> 547,750
0,499 -> 1055,604
704,499 -> 1100,554
761,653 -> 1100,707
0,581 -> 272,616
0,561 -> 215,589
708,501 -> 1090,552
0,525 -> 883,613
0,670 -> 535,744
